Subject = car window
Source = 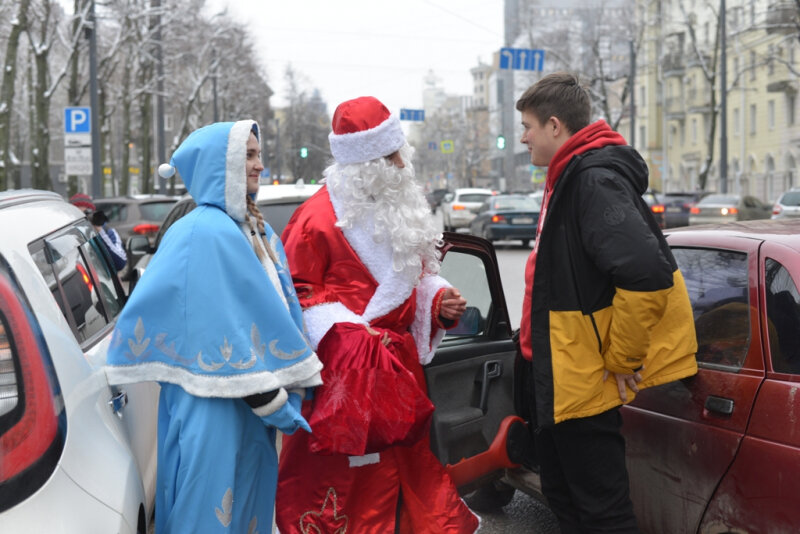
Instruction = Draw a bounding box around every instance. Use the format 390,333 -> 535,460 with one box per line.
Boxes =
139,201 -> 178,221
493,197 -> 539,211
258,201 -> 304,236
458,194 -> 491,203
671,247 -> 750,369
443,193 -> 454,203
96,202 -> 127,223
744,197 -> 757,208
765,258 -> 800,374
779,191 -> 800,206
29,222 -> 124,345
700,194 -> 738,205
439,251 -> 492,337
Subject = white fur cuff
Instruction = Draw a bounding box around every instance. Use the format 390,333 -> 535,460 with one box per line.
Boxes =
251,387 -> 288,417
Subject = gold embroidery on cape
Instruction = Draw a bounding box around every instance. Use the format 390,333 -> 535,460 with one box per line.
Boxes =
215,488 -> 233,527
299,487 -> 349,534
248,516 -> 259,534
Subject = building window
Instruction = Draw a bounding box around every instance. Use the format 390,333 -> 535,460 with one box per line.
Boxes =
734,108 -> 740,136
639,126 -> 646,149
768,45 -> 775,75
691,118 -> 698,144
789,94 -> 796,126
640,85 -> 646,107
768,100 -> 775,129
750,50 -> 756,81
750,104 -> 757,135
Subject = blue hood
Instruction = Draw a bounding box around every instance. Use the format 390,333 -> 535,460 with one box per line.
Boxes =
105,121 -> 322,397
172,120 -> 257,222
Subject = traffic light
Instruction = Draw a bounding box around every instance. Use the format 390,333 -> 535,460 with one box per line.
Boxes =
300,147 -> 308,158
496,135 -> 506,150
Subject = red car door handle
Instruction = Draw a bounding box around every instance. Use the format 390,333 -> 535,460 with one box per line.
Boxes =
705,395 -> 734,416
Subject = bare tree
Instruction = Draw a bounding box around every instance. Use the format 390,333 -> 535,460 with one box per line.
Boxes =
281,65 -> 330,183
0,0 -> 31,190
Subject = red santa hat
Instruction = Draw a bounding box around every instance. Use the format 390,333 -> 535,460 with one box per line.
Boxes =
328,96 -> 405,165
69,193 -> 95,212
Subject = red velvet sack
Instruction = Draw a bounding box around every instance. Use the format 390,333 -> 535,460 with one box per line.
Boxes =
308,322 -> 435,456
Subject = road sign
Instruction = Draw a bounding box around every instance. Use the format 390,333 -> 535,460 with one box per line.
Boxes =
440,140 -> 454,154
261,167 -> 271,178
499,48 -> 545,71
65,146 -> 93,176
400,108 -> 425,121
64,107 -> 91,133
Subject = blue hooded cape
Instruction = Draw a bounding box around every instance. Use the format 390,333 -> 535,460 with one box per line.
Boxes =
105,120 -> 323,533
106,120 -> 322,396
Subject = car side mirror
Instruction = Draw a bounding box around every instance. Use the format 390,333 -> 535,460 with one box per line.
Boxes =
126,235 -> 153,262
447,306 -> 484,336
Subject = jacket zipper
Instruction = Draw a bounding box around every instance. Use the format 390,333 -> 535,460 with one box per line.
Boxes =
589,312 -> 602,353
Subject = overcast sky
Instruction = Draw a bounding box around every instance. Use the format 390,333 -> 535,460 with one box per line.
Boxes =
206,0 -> 505,114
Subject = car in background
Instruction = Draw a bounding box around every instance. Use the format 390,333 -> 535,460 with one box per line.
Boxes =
441,188 -> 494,232
429,219 -> 800,533
127,181 -> 321,292
771,187 -> 800,219
93,194 -> 178,244
0,190 -> 157,532
425,188 -> 450,214
528,190 -> 544,208
661,191 -> 711,228
641,189 -> 666,228
468,194 -> 540,247
689,193 -> 772,225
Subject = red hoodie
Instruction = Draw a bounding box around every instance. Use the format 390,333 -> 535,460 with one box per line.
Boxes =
520,120 -> 627,360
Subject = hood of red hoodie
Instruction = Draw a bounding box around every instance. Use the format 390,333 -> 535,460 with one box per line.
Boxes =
545,120 -> 627,191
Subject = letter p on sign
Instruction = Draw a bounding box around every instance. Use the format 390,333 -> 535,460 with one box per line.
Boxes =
65,107 -> 91,134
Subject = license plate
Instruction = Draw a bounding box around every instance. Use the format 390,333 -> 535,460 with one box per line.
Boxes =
666,207 -> 681,212
512,217 -> 534,224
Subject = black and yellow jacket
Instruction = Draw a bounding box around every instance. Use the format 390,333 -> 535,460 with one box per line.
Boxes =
528,124 -> 698,426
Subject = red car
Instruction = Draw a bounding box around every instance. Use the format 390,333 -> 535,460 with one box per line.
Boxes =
425,220 -> 800,532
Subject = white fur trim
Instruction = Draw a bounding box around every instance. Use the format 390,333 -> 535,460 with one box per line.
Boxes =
348,453 -> 380,467
302,302 -> 368,350
411,275 -> 450,365
328,115 -> 405,165
251,387 -> 288,417
327,188 -> 418,323
225,120 -> 255,222
104,355 -> 322,398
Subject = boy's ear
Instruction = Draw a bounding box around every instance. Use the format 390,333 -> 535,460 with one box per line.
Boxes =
549,116 -> 569,138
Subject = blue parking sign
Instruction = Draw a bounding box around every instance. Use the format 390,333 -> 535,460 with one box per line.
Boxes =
65,107 -> 91,133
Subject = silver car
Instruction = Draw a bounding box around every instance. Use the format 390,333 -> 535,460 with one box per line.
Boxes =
0,190 -> 157,532
441,188 -> 495,231
689,193 -> 772,225
772,188 -> 800,220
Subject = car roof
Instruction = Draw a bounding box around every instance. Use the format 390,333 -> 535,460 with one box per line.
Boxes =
666,219 -> 800,251
453,188 -> 493,195
94,194 -> 176,204
256,182 -> 322,204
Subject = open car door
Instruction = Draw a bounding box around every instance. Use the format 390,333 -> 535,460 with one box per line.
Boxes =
425,232 -> 534,505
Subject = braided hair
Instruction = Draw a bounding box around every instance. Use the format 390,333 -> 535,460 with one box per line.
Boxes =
245,195 -> 279,265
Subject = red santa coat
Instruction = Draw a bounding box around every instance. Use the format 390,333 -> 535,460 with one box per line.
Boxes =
276,187 -> 479,534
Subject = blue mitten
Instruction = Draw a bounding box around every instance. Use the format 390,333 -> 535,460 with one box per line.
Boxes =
244,388 -> 310,434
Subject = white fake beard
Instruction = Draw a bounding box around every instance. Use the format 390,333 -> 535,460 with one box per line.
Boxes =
324,144 -> 442,277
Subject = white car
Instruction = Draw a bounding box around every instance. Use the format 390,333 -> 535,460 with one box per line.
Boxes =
441,188 -> 494,232
0,190 -> 157,533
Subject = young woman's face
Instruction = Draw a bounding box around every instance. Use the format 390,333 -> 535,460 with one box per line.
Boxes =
246,132 -> 264,195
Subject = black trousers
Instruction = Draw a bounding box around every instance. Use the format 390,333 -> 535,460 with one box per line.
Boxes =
535,407 -> 640,534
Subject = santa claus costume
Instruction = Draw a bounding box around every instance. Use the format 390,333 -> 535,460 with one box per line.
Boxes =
276,97 -> 479,534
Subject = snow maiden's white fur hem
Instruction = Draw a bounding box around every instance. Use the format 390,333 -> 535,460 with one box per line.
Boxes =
411,274 -> 450,365
225,120 -> 255,222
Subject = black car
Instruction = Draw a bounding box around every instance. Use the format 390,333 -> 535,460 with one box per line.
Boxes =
661,191 -> 711,228
468,194 -> 540,246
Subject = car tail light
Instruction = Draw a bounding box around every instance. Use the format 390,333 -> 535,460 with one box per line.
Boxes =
452,204 -> 466,211
651,204 -> 665,214
0,272 -> 65,512
491,215 -> 506,223
133,223 -> 160,235
773,205 -> 782,215
690,206 -> 701,214
721,207 -> 738,216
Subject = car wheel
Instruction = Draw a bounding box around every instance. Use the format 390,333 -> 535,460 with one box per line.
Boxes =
463,480 -> 516,512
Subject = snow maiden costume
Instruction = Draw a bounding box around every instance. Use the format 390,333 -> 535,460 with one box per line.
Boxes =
275,97 -> 479,534
105,120 -> 322,533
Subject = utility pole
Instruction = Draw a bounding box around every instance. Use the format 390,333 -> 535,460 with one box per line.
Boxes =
88,0 -> 102,198
212,49 -> 219,122
502,0 -> 519,193
719,0 -> 728,193
153,0 -> 166,194
629,39 -> 636,149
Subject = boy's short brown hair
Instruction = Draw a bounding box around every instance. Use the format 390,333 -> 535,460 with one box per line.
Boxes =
515,72 -> 591,135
